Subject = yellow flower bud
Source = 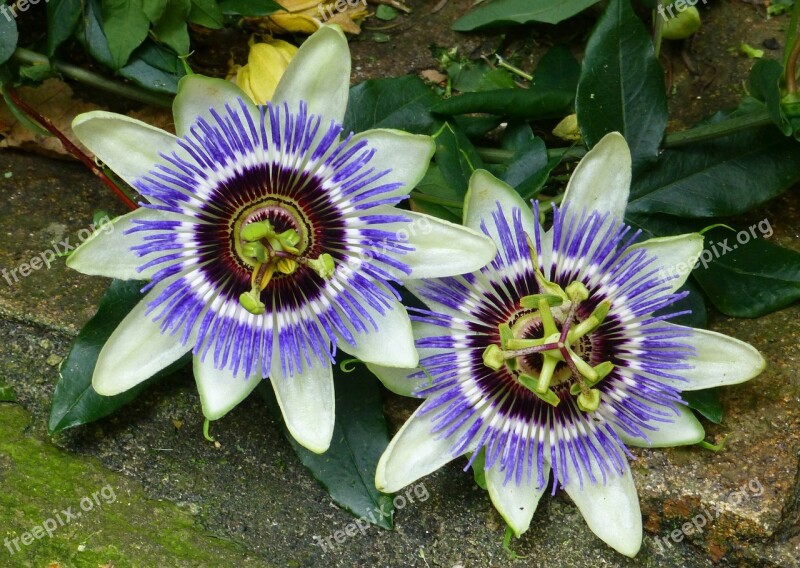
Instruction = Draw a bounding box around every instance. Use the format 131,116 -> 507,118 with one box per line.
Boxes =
552,114 -> 582,142
234,39 -> 298,104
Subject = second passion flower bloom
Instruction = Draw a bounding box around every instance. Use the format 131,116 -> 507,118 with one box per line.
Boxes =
370,133 -> 765,557
66,26 -> 495,454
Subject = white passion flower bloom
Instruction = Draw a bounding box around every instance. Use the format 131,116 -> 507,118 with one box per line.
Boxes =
66,26 -> 496,454
371,133 -> 765,557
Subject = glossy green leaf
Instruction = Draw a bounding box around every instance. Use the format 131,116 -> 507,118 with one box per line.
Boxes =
748,59 -> 792,136
434,122 -> 484,194
0,8 -> 18,65
151,0 -> 191,55
576,0 -> 667,170
453,0 -> 600,31
188,0 -> 223,28
48,279 -> 190,434
691,226 -> 800,318
142,0 -> 167,21
628,126 -> 800,218
682,389 -> 723,424
344,75 -> 441,135
47,0 -> 82,56
496,124 -> 551,199
531,45 -> 581,95
120,40 -> 186,94
431,88 -> 573,120
216,0 -> 281,16
81,0 -> 116,69
410,165 -> 463,223
101,0 -> 151,69
259,364 -> 394,530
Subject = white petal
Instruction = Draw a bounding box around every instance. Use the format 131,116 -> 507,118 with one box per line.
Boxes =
665,323 -> 766,391
194,356 -> 261,421
616,404 -> 705,448
403,278 -> 468,320
173,75 -> 257,137
366,321 -> 447,396
93,284 -> 194,396
625,233 -> 704,294
272,26 -> 350,126
564,463 -> 642,558
376,401 -> 476,493
270,347 -> 335,454
336,296 -> 418,368
365,206 -> 496,280
66,208 -> 183,281
72,111 -> 176,193
561,131 -> 631,225
486,460 -> 550,537
463,169 -> 538,238
350,129 -> 435,202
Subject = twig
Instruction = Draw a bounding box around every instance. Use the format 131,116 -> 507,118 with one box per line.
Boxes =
2,85 -> 139,211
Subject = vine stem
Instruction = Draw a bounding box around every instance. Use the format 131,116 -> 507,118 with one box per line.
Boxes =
12,48 -> 172,108
786,32 -> 800,94
2,85 -> 139,211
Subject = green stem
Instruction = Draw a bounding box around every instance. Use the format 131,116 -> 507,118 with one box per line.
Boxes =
12,48 -> 173,108
476,109 -> 773,164
784,1 -> 800,81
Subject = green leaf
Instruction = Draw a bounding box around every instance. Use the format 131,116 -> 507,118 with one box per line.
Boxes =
216,0 -> 281,16
446,59 -> 516,93
431,88 -> 573,120
434,122 -> 484,194
628,126 -> 800,218
151,0 -> 191,55
259,364 -> 394,530
453,0 -> 601,31
48,279 -> 190,434
188,0 -> 223,28
530,45 -> 581,95
80,0 -> 116,69
748,59 -> 793,136
682,389 -> 724,424
576,0 -> 667,170
101,0 -> 151,69
410,165 -> 463,223
691,227 -> 800,318
0,8 -> 18,65
142,0 -> 167,21
344,75 -> 441,135
120,40 -> 187,94
496,124 -> 551,199
375,4 -> 398,20
47,0 -> 82,56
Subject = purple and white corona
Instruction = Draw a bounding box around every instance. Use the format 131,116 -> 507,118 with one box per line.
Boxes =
66,26 -> 495,454
371,133 -> 765,556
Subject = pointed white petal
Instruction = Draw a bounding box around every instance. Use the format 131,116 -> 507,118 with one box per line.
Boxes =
336,296 -> 418,368
562,132 -> 631,225
463,169 -> 538,237
272,26 -> 350,126
93,284 -> 195,396
367,321 -> 447,396
564,463 -> 642,558
364,207 -> 495,280
663,323 -> 765,390
270,348 -> 335,454
72,112 -> 176,193
194,356 -> 261,421
376,401 -> 476,493
66,208 -> 183,281
616,404 -> 705,448
625,233 -> 704,294
350,129 -> 435,202
173,75 -> 257,137
486,460 -> 550,537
